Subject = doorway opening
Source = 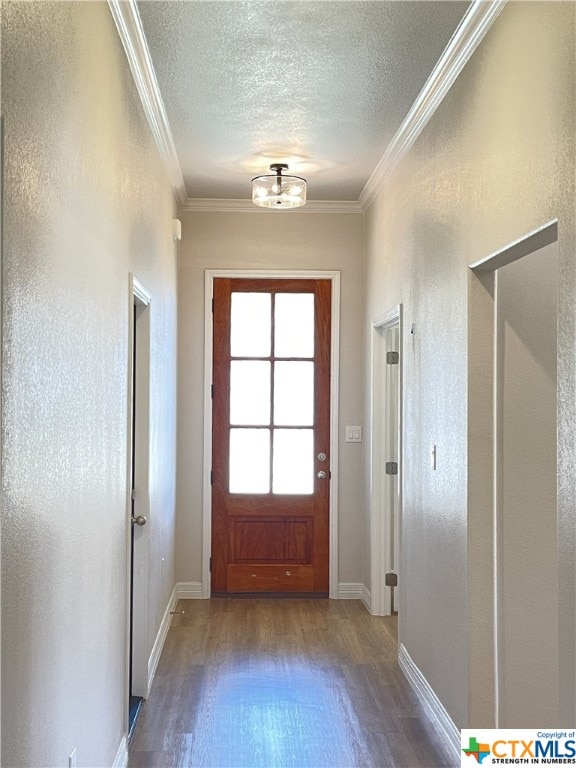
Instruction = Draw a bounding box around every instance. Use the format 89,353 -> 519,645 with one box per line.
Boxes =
370,307 -> 402,618
468,220 -> 558,727
126,275 -> 151,738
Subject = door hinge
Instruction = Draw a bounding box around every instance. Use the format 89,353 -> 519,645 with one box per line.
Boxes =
211,384 -> 215,399
385,461 -> 398,476
210,470 -> 214,485
209,557 -> 212,573
385,572 -> 398,587
386,351 -> 399,365
212,297 -> 215,313
131,488 -> 135,500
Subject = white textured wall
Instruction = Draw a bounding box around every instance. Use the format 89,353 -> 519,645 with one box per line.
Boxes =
176,211 -> 365,588
1,3 -> 177,766
364,1 -> 575,728
497,243 -> 558,726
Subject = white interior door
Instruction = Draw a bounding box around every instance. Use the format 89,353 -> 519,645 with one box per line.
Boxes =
370,310 -> 402,616
385,324 -> 400,612
127,276 -> 151,717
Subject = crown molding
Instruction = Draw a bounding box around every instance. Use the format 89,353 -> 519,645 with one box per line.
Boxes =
358,0 -> 507,211
108,0 -> 187,206
181,198 -> 364,214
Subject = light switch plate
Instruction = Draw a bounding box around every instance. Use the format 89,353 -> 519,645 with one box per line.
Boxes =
345,426 -> 362,443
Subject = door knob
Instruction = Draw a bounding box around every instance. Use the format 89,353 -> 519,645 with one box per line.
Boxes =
131,515 -> 147,526
316,471 -> 327,480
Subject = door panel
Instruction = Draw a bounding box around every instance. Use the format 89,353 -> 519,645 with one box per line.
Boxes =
231,518 -> 312,562
233,519 -> 286,561
211,278 -> 331,595
227,564 -> 314,593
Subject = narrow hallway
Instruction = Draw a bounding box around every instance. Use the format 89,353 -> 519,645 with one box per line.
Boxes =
128,600 -> 455,768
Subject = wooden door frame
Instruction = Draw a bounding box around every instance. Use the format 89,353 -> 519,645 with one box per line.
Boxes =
125,273 -> 151,739
203,270 -> 341,599
370,305 -> 403,617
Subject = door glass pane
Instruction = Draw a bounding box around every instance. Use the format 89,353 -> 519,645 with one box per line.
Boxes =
231,292 -> 271,357
273,429 -> 314,494
230,361 -> 270,425
273,362 -> 314,426
229,429 -> 270,493
274,293 -> 314,358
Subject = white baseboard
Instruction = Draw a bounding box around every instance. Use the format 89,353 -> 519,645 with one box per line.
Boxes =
147,585 -> 177,694
112,735 -> 128,768
177,582 -> 377,600
175,580 -> 204,599
337,582 -> 365,599
174,581 -> 370,603
398,643 -> 460,764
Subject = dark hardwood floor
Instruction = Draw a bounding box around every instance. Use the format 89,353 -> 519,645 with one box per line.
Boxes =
128,599 -> 456,768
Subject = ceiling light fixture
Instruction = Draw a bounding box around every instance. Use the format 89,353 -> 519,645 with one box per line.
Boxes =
251,163 -> 307,209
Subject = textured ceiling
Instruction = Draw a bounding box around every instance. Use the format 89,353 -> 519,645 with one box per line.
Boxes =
137,1 -> 470,201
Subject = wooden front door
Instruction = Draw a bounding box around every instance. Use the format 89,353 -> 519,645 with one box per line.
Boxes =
211,278 -> 331,595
